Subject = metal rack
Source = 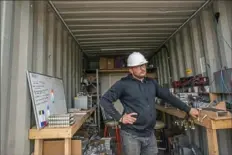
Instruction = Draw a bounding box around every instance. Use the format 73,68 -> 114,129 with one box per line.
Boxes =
84,69 -> 101,132
96,69 -> 101,132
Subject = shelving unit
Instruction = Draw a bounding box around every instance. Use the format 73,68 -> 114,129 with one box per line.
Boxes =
85,68 -> 128,132
99,68 -> 128,73
96,69 -> 101,132
85,69 -> 101,132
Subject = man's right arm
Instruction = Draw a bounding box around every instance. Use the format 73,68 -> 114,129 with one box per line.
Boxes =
153,80 -> 191,113
99,81 -> 123,121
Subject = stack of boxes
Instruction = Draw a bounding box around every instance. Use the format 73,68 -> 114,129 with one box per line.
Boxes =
99,56 -> 126,69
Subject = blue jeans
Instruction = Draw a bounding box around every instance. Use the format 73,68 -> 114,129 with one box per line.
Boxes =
120,130 -> 158,155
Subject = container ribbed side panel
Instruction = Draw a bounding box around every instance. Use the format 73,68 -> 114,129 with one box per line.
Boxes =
0,1 -> 83,155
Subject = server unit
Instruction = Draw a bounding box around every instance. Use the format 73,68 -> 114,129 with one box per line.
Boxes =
214,68 -> 232,93
74,94 -> 92,110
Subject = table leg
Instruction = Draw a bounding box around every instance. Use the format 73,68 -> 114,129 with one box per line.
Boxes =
94,110 -> 97,124
162,112 -> 166,123
206,129 -> 219,155
64,138 -> 71,155
34,139 -> 43,155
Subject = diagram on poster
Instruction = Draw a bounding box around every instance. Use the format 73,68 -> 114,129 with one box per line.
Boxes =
26,71 -> 67,129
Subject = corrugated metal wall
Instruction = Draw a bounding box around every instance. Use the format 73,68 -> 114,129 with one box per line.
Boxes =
0,1 -> 83,155
153,1 -> 232,89
152,1 -> 232,155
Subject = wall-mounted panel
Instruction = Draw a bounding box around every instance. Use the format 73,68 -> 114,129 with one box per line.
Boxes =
62,31 -> 68,102
33,1 -> 47,74
161,48 -> 169,86
56,21 -> 63,78
181,26 -> 195,77
168,40 -> 179,80
47,9 -> 56,76
200,8 -> 221,92
157,52 -> 163,85
175,33 -> 185,78
190,17 -> 206,76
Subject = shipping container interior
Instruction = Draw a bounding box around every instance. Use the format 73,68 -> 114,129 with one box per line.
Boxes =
1,0 -> 232,155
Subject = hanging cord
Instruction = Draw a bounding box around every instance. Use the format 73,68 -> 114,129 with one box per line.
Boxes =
220,68 -> 231,93
211,9 -> 232,67
212,11 -> 232,51
211,9 -> 232,94
210,8 -> 232,108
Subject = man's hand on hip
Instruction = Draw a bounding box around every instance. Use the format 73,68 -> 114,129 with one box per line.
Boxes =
189,108 -> 199,118
119,113 -> 137,124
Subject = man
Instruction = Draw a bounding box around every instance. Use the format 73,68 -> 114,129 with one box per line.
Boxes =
100,52 -> 199,155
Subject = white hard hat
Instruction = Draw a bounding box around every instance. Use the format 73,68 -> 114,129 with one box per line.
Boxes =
127,52 -> 148,67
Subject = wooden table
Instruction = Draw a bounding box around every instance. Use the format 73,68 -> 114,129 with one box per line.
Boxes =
156,104 -> 232,155
29,107 -> 96,155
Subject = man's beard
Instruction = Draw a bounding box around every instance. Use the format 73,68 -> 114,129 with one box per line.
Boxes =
133,73 -> 145,80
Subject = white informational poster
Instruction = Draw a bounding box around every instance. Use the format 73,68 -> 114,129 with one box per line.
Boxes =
26,71 -> 67,129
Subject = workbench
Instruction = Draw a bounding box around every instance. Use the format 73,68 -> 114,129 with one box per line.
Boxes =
29,107 -> 96,155
156,104 -> 232,155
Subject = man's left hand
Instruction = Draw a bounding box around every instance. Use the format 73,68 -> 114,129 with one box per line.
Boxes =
189,108 -> 199,118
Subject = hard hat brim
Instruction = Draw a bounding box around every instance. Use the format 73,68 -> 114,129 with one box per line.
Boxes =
127,60 -> 148,67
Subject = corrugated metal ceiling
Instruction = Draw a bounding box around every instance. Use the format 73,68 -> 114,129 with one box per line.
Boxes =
51,0 -> 207,57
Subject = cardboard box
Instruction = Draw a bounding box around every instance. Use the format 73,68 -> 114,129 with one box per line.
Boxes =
43,140 -> 82,155
99,57 -> 108,69
107,58 -> 114,69
114,56 -> 126,68
99,57 -> 115,69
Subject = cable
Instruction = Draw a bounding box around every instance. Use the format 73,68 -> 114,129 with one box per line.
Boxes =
210,9 -> 232,106
212,11 -> 232,51
211,9 -> 232,66
211,9 -> 223,68
220,68 -> 232,93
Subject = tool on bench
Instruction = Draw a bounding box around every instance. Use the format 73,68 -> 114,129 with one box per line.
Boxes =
205,100 -> 219,108
194,99 -> 232,120
202,107 -> 229,118
200,114 -> 208,122
197,108 -> 202,121
196,108 -> 208,123
196,104 -> 231,121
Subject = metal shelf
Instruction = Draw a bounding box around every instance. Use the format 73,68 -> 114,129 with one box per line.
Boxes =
96,69 -> 101,132
84,69 -> 101,132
